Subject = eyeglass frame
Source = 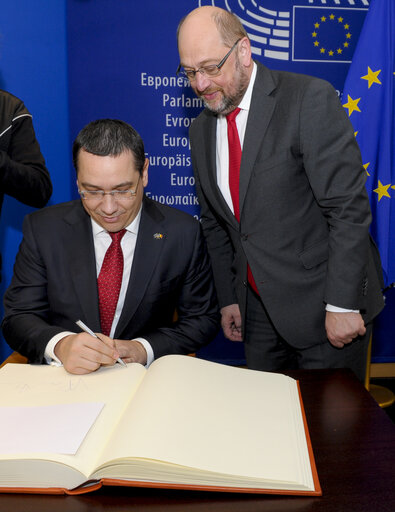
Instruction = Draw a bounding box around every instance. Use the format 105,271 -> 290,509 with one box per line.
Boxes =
176,38 -> 242,81
78,175 -> 141,202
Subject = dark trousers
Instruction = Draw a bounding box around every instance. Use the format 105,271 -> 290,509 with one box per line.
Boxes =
244,286 -> 370,382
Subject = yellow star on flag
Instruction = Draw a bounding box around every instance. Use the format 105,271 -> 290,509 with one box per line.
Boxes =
361,67 -> 382,88
343,95 -> 361,116
373,181 -> 391,201
363,162 -> 370,176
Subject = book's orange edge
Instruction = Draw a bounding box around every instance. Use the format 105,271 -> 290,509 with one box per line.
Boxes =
0,481 -> 103,495
0,477 -> 321,497
99,478 -> 322,496
296,380 -> 322,496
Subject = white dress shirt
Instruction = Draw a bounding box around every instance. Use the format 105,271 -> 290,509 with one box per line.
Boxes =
44,207 -> 154,366
216,63 -> 257,212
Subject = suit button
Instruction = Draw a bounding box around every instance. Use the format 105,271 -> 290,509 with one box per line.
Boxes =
241,234 -> 248,241
243,280 -> 247,287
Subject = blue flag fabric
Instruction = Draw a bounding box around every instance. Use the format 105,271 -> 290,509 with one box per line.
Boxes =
293,6 -> 365,63
342,0 -> 395,287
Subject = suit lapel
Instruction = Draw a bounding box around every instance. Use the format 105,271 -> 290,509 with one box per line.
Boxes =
199,110 -> 239,226
63,202 -> 101,331
115,197 -> 165,336
239,63 -> 276,217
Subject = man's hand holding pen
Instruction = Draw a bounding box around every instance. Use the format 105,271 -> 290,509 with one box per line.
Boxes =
54,332 -> 147,374
54,332 -> 119,374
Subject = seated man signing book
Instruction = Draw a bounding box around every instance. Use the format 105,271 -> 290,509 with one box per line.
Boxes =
2,119 -> 219,374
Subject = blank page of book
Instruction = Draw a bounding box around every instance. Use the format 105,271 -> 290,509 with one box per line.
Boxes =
95,355 -> 314,489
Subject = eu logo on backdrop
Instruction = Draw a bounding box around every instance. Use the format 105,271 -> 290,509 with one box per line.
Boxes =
292,6 -> 367,63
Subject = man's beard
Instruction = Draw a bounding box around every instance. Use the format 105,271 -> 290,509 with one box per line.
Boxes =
202,58 -> 250,115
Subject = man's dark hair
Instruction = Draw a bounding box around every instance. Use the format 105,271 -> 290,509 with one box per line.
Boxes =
72,119 -> 146,175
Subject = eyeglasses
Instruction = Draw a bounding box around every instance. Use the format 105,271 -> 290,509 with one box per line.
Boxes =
176,38 -> 241,81
79,176 -> 141,202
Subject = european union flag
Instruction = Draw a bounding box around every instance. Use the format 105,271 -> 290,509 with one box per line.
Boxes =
293,6 -> 366,63
342,0 -> 395,287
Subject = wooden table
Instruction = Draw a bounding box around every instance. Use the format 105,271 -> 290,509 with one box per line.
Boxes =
0,367 -> 393,512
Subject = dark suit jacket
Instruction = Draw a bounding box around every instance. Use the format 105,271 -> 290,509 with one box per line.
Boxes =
2,196 -> 219,363
189,62 -> 384,349
0,90 -> 52,278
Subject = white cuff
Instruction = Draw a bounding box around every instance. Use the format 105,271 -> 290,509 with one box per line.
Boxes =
44,331 -> 75,366
325,304 -> 359,314
134,337 -> 154,367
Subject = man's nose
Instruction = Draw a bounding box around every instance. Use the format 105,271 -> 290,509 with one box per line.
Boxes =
194,71 -> 211,92
100,193 -> 118,213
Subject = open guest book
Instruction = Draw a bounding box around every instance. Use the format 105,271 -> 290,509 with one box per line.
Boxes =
0,354 -> 321,495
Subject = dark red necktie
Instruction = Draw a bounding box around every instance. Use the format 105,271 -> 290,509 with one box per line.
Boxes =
98,229 -> 126,336
226,108 -> 259,295
227,108 -> 242,221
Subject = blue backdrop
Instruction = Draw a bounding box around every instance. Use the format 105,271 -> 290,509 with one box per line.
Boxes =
0,0 -> 393,364
0,1 -> 70,361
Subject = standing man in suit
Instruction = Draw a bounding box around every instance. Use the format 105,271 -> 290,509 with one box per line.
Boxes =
2,119 -> 219,374
176,6 -> 384,381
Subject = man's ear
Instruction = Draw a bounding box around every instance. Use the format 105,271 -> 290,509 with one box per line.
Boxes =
142,158 -> 149,187
238,37 -> 252,67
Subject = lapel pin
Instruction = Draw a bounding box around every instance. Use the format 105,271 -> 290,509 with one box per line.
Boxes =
153,233 -> 164,239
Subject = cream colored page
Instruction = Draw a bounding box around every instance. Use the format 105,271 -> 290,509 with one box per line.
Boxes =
0,362 -> 146,477
96,355 -> 308,484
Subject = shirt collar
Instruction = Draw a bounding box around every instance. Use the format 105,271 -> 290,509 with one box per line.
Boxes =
238,62 -> 257,112
91,204 -> 142,237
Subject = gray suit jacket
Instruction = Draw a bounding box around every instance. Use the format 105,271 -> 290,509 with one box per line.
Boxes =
2,196 -> 219,362
189,62 -> 384,349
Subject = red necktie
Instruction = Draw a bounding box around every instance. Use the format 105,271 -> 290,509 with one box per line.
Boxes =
227,108 -> 242,221
226,109 -> 259,295
98,229 -> 126,336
